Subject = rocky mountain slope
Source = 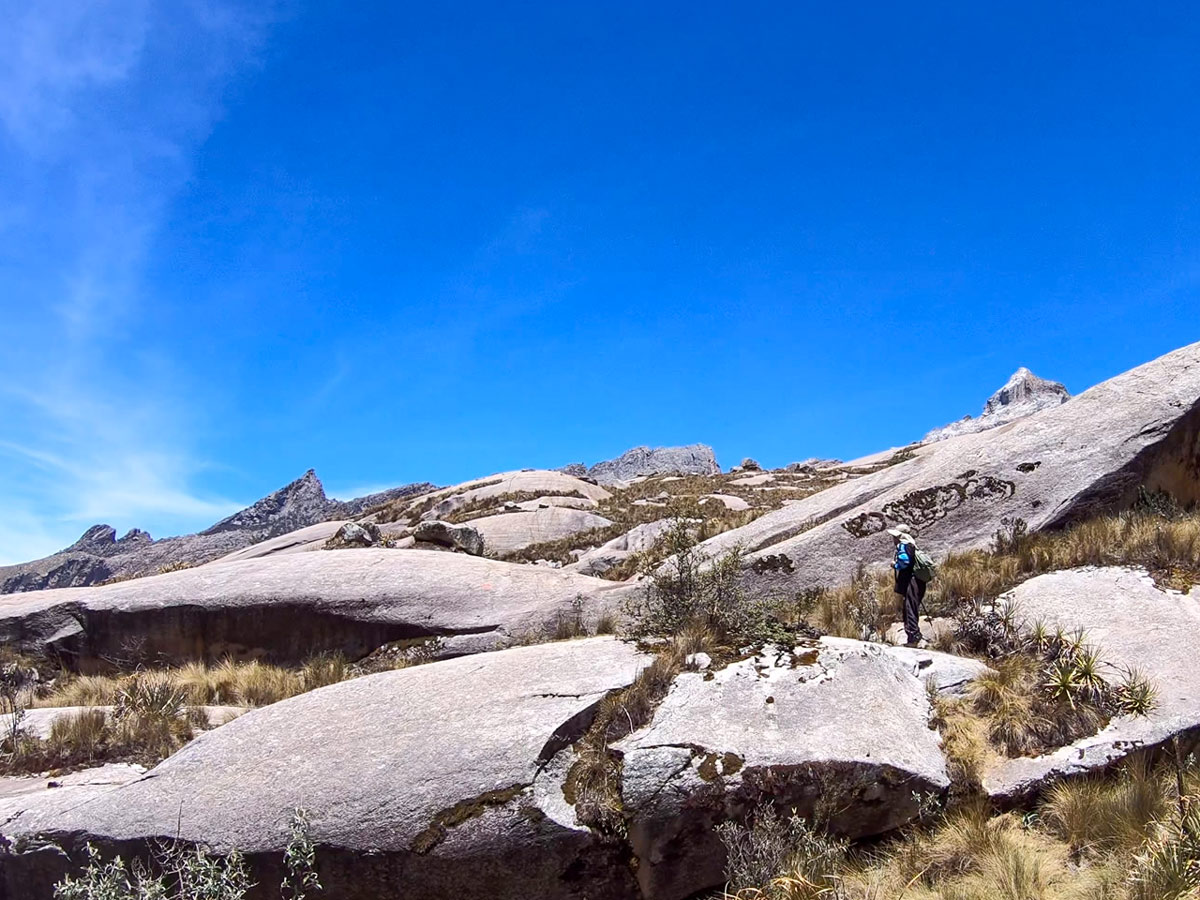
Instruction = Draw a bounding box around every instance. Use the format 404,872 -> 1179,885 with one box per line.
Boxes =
561,443 -> 722,484
924,366 -> 1070,443
0,344 -> 1198,900
0,470 -> 432,594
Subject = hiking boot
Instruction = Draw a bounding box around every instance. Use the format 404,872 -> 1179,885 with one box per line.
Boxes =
904,638 -> 929,649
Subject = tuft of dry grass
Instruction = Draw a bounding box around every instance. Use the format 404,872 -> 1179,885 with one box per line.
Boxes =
928,509 -> 1200,612
1040,760 -> 1168,857
36,654 -> 350,711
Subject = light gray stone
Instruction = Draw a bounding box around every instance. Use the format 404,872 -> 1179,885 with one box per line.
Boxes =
984,567 -> 1200,803
469,507 -> 614,554
215,521 -> 347,563
586,445 -> 721,485
0,638 -> 650,900
700,493 -> 750,511
408,471 -> 612,522
568,520 -> 680,577
613,638 -> 949,900
884,617 -> 956,648
824,637 -> 990,698
0,550 -> 624,668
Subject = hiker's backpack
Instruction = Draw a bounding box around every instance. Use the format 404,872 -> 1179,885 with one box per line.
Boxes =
913,548 -> 937,584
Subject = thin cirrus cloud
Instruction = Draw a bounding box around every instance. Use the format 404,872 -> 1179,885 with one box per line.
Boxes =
0,1 -> 277,565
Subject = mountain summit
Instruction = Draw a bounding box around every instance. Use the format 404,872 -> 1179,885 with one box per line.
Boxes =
924,367 -> 1070,443
0,471 -> 432,593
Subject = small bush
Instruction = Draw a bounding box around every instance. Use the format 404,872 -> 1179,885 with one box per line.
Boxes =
717,805 -> 846,900
624,520 -> 768,645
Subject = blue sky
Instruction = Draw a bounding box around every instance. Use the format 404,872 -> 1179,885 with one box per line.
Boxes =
1,1 -> 1198,563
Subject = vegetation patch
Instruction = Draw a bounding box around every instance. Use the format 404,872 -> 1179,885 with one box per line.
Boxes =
718,755 -> 1200,900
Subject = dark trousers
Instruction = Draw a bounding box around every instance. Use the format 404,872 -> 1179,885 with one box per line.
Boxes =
901,577 -> 926,644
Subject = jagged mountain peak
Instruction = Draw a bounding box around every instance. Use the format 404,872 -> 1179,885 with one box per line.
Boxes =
201,469 -> 331,538
925,367 -> 1071,443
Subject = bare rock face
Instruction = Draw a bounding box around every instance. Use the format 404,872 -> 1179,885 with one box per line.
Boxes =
0,472 -> 433,594
985,567 -> 1200,804
0,550 -> 624,669
924,367 -> 1070,443
0,638 -> 651,900
469,507 -> 614,555
568,519 -> 679,577
586,445 -> 721,485
693,342 -> 1200,598
0,637 -> 963,900
413,520 -> 486,556
612,638 -> 949,900
396,471 -> 611,524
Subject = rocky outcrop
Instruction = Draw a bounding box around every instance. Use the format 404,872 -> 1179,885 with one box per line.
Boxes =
985,567 -> 1200,803
0,550 -> 624,669
924,367 -> 1070,443
692,342 -> 1200,598
610,638 -> 949,900
585,445 -> 721,485
568,519 -> 678,577
470,507 -> 614,555
0,637 -> 960,900
0,638 -> 651,900
0,472 -> 434,594
215,521 -> 349,563
413,520 -> 486,556
392,471 -> 611,524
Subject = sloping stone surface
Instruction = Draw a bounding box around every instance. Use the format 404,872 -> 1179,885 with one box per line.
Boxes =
568,519 -> 676,577
470,507 -> 614,554
403,470 -> 612,522
215,521 -> 348,563
984,567 -> 1200,803
612,638 -> 949,900
587,445 -> 721,485
0,639 -> 650,900
695,342 -> 1200,596
0,472 -> 433,594
925,367 -> 1070,443
0,550 -> 624,668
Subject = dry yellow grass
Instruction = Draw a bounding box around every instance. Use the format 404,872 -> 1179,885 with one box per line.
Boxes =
35,654 -> 351,710
725,757 -> 1200,900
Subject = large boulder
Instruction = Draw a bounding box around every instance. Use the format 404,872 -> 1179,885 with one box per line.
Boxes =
398,471 -> 612,523
0,550 -> 624,669
0,638 -> 651,900
586,445 -> 721,485
984,567 -> 1200,803
469,507 -> 615,554
924,367 -> 1071,443
215,521 -> 349,563
695,342 -> 1200,597
612,638 -> 950,900
412,520 -> 486,555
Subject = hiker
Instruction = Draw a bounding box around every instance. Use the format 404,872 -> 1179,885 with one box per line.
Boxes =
888,526 -> 927,647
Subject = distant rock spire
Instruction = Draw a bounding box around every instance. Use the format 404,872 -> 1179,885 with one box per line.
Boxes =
924,368 -> 1070,443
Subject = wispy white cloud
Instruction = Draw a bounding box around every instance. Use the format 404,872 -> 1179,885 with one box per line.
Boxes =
0,1 -> 278,564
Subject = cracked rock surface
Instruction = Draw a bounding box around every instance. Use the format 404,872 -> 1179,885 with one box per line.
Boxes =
615,638 -> 950,900
0,637 -> 650,900
0,549 -> 626,667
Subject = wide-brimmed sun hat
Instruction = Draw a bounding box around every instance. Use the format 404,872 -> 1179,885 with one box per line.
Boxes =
886,525 -> 914,539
